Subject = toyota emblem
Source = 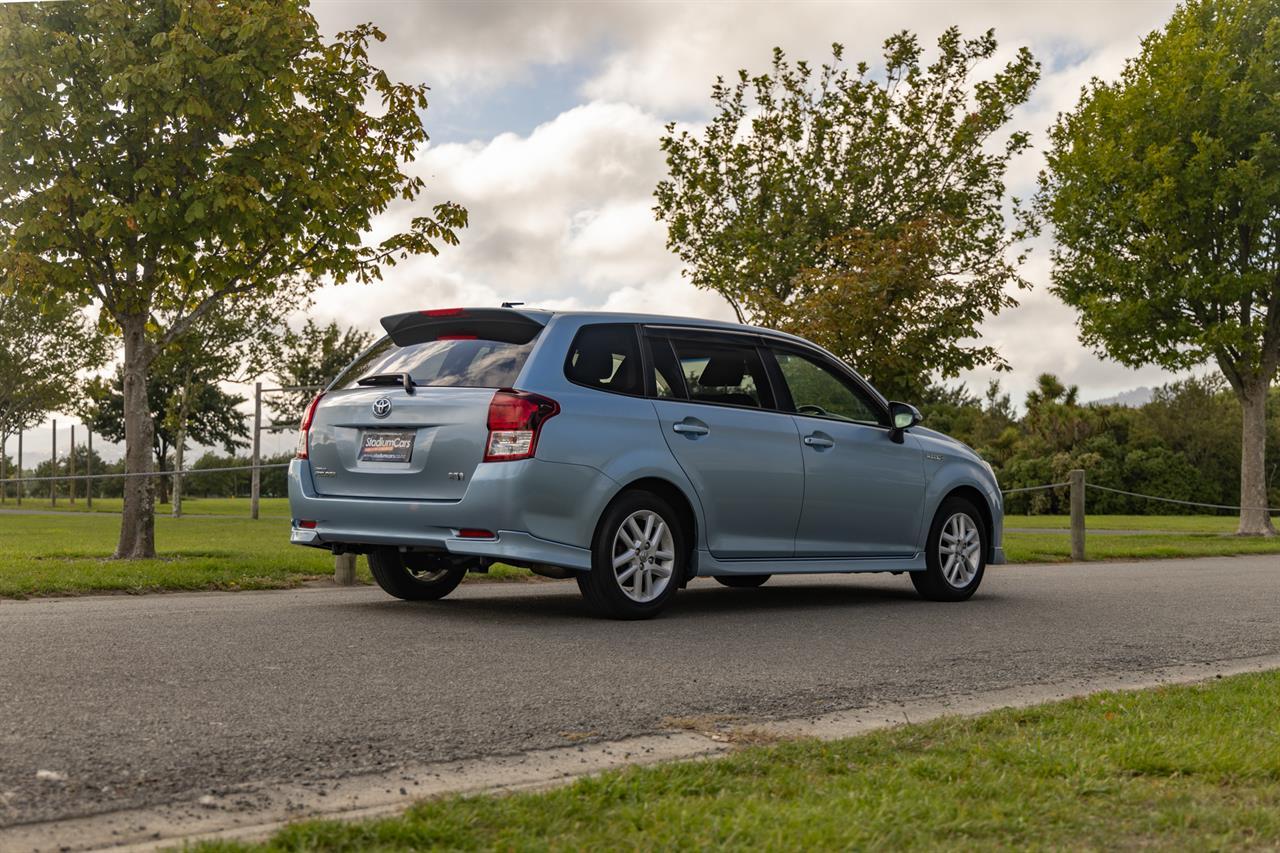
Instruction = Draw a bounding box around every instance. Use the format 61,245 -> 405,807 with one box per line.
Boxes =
372,397 -> 392,418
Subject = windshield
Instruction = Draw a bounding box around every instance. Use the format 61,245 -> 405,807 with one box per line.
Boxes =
335,336 -> 538,389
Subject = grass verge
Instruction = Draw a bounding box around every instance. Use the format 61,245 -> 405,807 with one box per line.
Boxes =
1003,530 -> 1280,563
200,670 -> 1280,851
4,510 -> 1279,598
1004,513 -> 1243,533
0,512 -> 531,598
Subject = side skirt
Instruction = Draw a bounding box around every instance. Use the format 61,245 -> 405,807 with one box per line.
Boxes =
696,549 -> 926,577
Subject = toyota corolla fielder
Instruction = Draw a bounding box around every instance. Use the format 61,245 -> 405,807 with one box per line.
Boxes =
288,307 -> 1005,619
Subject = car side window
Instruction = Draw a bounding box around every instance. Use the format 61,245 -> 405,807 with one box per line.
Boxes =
565,324 -> 644,396
669,337 -> 772,409
773,350 -> 886,426
645,336 -> 686,398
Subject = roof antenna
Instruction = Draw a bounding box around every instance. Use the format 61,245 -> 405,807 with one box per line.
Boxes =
501,301 -> 524,308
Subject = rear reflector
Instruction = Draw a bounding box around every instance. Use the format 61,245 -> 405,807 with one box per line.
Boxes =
484,389 -> 559,462
457,528 -> 495,539
295,393 -> 325,460
297,520 -> 318,529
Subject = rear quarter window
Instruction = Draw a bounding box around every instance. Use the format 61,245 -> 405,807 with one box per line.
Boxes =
335,336 -> 536,389
564,324 -> 644,396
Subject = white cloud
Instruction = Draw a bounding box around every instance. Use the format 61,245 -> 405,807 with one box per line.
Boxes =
304,100 -> 736,340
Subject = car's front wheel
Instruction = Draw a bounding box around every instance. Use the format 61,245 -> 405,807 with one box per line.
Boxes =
579,490 -> 685,619
368,549 -> 468,601
911,497 -> 987,602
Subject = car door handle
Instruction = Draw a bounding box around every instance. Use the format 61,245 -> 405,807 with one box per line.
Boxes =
672,421 -> 709,437
803,434 -> 835,449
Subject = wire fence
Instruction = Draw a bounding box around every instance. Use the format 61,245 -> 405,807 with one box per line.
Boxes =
0,463 -> 290,485
1000,479 -> 1280,515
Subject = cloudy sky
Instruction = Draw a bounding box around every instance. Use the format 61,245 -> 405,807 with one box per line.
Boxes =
299,0 -> 1185,408
15,1 -> 1193,464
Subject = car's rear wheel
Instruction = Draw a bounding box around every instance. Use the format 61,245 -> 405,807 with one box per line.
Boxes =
368,549 -> 468,601
579,490 -> 685,619
714,574 -> 770,588
911,497 -> 987,602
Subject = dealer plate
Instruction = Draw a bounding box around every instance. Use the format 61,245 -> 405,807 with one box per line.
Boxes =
358,429 -> 415,463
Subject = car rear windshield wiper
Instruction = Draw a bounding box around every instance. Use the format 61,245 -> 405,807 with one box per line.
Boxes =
356,372 -> 416,395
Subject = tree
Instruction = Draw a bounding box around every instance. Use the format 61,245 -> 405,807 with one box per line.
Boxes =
0,1 -> 466,557
265,319 -> 374,424
655,32 -> 1040,401
84,349 -> 251,502
0,290 -> 105,443
1037,0 -> 1280,534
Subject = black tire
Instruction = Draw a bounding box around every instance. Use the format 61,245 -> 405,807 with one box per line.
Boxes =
911,497 -> 987,602
368,549 -> 468,601
578,490 -> 686,619
714,574 -> 770,588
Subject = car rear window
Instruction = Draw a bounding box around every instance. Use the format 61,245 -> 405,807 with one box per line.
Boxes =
335,336 -> 537,389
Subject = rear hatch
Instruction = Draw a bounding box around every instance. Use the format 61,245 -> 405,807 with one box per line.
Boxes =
305,308 -> 546,501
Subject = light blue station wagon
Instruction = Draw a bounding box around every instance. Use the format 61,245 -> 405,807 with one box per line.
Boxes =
288,307 -> 1005,618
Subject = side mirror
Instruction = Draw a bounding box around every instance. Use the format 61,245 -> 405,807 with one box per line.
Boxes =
888,402 -> 922,443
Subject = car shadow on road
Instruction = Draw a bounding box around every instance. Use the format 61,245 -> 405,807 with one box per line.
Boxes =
335,577 -> 993,623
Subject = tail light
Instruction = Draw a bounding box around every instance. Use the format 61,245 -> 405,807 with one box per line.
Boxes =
295,393 -> 325,459
484,389 -> 558,462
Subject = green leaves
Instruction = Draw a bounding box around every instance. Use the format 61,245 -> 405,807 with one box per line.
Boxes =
0,0 -> 464,350
1039,0 -> 1280,390
654,31 -> 1039,398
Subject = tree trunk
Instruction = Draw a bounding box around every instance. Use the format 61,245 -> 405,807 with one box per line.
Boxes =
1235,380 -> 1276,536
116,314 -> 157,559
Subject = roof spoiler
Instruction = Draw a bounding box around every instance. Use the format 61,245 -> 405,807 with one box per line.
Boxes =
380,308 -> 546,347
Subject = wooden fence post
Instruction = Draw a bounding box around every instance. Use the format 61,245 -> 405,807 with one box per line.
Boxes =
250,381 -> 262,520
50,419 -> 56,507
334,553 -> 356,586
1069,469 -> 1086,561
86,429 -> 93,509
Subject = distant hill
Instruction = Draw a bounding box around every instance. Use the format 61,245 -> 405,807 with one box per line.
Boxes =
1090,386 -> 1154,408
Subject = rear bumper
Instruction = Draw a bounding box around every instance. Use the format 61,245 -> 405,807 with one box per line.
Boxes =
287,458 -> 606,571
990,546 -> 1007,566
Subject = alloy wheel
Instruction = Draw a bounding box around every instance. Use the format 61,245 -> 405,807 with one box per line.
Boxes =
939,512 -> 981,587
612,509 -> 676,603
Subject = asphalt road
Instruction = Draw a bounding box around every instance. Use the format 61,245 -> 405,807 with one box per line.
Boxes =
2,555 -> 1279,829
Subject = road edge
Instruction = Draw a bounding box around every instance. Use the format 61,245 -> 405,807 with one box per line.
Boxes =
5,652 -> 1279,853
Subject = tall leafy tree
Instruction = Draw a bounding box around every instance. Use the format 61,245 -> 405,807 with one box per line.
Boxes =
1037,0 -> 1280,534
655,32 -> 1040,401
0,290 -> 105,442
265,318 -> 374,424
0,1 -> 466,557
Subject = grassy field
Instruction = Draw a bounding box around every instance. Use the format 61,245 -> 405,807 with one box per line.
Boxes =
0,495 -> 290,518
1004,513 -> 1242,533
0,511 -> 532,598
201,670 -> 1280,851
3,509 -> 1279,598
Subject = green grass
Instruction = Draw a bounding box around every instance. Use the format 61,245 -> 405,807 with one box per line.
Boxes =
1005,513 -> 1242,533
3,510 -> 1279,598
1003,530 -> 1280,562
201,670 -> 1280,851
0,495 -> 291,518
0,512 -> 532,598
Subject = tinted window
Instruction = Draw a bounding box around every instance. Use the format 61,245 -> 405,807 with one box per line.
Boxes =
670,337 -> 772,408
336,336 -> 536,389
773,350 -> 885,425
565,324 -> 644,395
646,336 -> 685,399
